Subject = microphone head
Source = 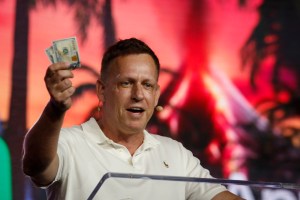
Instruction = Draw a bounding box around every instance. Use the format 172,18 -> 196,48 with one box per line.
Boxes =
156,106 -> 163,112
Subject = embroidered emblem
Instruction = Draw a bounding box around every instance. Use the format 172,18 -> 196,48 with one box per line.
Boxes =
163,161 -> 169,168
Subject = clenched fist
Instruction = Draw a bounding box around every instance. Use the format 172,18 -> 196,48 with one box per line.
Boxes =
44,62 -> 75,112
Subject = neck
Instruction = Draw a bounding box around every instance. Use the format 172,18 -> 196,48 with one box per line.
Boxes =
115,134 -> 144,155
97,119 -> 144,155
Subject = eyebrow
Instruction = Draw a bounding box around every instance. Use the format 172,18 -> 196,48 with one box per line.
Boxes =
116,75 -> 157,82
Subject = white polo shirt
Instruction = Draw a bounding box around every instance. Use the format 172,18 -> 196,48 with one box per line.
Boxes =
45,118 -> 226,199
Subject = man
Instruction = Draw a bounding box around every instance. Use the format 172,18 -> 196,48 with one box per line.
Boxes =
22,38 -> 243,199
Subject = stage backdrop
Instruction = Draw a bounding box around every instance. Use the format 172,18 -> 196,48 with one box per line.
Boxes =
1,0 -> 300,199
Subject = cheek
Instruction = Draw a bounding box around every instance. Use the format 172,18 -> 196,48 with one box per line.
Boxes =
145,93 -> 158,106
106,90 -> 130,107
147,89 -> 159,100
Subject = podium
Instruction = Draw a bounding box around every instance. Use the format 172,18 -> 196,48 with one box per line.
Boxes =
87,172 -> 300,200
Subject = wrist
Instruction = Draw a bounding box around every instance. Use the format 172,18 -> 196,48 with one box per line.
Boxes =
45,100 -> 67,120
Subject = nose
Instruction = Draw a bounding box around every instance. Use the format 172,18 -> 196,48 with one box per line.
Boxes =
132,84 -> 144,101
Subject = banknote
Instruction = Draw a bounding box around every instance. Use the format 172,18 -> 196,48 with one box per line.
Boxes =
45,36 -> 81,69
45,46 -> 57,63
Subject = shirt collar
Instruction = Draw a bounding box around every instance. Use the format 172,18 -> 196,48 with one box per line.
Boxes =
142,129 -> 160,150
81,118 -> 160,150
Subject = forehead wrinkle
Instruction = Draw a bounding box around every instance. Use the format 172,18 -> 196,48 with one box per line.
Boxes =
111,54 -> 158,81
117,69 -> 156,80
115,74 -> 121,79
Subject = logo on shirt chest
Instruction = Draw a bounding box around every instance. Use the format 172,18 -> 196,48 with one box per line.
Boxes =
163,161 -> 169,168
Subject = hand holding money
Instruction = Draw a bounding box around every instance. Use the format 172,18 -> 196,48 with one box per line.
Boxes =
45,37 -> 81,69
45,62 -> 75,112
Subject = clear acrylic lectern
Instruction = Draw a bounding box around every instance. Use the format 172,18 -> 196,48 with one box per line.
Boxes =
87,172 -> 300,200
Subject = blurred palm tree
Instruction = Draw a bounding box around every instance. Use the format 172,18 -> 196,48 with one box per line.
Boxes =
240,0 -> 300,183
241,0 -> 300,93
4,0 -> 30,199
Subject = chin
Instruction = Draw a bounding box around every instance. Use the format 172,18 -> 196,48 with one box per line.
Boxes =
126,124 -> 145,134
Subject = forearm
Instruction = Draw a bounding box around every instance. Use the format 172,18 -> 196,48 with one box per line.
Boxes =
22,101 -> 65,178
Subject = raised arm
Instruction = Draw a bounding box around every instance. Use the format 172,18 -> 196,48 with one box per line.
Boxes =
22,62 -> 75,186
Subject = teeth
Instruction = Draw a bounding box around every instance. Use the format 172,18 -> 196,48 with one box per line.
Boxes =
127,107 -> 144,112
132,108 -> 142,110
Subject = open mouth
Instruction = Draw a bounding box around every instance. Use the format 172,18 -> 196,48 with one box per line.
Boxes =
126,107 -> 145,113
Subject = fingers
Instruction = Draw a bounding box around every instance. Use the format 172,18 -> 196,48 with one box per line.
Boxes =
45,62 -> 74,81
44,62 -> 75,111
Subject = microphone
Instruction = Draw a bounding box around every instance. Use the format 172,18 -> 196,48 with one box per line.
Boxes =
156,106 -> 164,112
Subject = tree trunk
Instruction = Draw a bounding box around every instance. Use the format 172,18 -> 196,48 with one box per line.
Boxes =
102,0 -> 116,48
4,0 -> 29,199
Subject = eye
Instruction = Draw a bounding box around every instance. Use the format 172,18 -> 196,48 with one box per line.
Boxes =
143,82 -> 154,89
120,81 -> 131,87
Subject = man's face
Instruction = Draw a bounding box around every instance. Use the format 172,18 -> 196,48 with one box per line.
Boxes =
97,53 -> 160,136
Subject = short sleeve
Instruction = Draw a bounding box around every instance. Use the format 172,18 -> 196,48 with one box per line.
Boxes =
41,129 -> 72,189
181,144 -> 227,199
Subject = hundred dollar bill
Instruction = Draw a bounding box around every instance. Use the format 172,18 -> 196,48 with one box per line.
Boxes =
45,36 -> 81,69
53,37 -> 81,69
45,46 -> 57,63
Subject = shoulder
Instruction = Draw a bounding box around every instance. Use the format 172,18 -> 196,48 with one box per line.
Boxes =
147,134 -> 203,176
61,124 -> 82,133
59,123 -> 86,144
59,118 -> 97,141
150,134 -> 191,156
60,124 -> 83,138
151,134 -> 181,146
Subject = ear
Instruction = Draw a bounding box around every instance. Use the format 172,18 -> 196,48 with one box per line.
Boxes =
154,84 -> 161,107
96,79 -> 105,102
